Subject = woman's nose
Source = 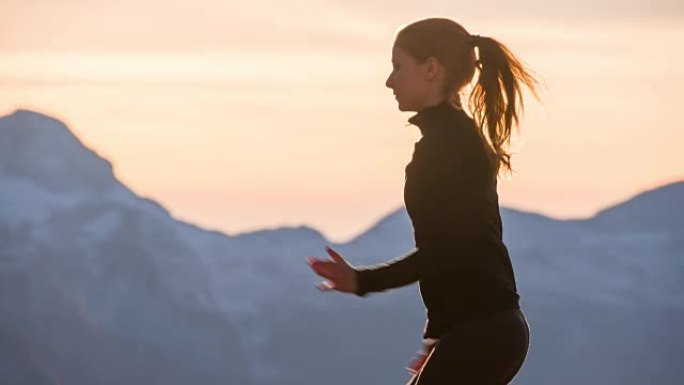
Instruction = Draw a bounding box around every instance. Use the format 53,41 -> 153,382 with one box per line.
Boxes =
385,74 -> 393,89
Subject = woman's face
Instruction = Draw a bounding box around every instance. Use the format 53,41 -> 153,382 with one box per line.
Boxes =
385,45 -> 436,112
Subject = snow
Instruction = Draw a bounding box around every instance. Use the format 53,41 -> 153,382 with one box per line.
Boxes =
0,176 -> 83,224
81,210 -> 123,244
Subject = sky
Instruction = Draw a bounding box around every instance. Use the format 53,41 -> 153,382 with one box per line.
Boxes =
1,1 -> 683,242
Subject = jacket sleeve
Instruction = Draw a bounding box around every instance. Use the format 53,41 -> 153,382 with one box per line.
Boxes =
354,140 -> 489,297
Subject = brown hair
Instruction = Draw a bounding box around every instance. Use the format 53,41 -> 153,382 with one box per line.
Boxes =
395,18 -> 541,178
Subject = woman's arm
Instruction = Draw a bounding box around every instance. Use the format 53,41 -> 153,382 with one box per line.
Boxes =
354,141 -> 489,297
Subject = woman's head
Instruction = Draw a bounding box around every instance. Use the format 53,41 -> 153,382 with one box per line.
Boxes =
387,17 -> 541,179
387,18 -> 475,110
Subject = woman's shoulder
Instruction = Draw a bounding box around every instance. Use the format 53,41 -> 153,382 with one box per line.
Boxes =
416,126 -> 484,162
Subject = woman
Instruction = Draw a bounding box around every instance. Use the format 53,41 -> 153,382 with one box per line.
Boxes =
306,17 -> 540,384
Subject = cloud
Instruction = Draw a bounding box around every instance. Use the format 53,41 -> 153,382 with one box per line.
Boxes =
339,0 -> 684,20
2,0 -> 681,52
0,0 -> 393,51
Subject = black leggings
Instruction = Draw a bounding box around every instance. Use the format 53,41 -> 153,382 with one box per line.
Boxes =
406,308 -> 530,385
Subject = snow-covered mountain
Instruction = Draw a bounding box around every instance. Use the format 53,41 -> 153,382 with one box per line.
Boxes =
0,108 -> 682,385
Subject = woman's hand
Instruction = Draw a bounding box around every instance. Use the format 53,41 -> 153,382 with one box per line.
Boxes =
306,246 -> 359,294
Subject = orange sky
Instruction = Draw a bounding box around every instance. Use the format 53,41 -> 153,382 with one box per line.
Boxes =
1,3 -> 682,242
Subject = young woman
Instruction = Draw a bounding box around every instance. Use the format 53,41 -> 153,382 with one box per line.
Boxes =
306,17 -> 540,384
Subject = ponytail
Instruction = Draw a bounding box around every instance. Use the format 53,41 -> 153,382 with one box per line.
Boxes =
468,35 -> 541,179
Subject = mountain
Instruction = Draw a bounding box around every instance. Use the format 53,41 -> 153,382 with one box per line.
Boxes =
0,108 -> 682,385
583,181 -> 684,233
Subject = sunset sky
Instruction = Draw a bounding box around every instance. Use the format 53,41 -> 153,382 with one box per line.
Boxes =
1,1 -> 682,242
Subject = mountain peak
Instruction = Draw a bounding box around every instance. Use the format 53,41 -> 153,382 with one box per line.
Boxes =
588,180 -> 684,232
0,108 -> 119,195
10,107 -> 63,120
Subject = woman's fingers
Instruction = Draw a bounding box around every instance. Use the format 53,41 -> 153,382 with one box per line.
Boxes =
312,264 -> 337,280
325,246 -> 346,264
307,258 -> 340,280
306,246 -> 352,293
307,246 -> 346,267
315,281 -> 335,291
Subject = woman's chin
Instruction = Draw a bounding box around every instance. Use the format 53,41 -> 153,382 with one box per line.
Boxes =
397,103 -> 414,112
394,98 -> 417,112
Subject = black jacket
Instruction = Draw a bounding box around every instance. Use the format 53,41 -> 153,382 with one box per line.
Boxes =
355,98 -> 521,339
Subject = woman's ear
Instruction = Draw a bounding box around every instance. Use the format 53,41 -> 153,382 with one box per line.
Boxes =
423,56 -> 443,81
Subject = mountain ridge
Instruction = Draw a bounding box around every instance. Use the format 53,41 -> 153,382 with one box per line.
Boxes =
2,107 -> 681,242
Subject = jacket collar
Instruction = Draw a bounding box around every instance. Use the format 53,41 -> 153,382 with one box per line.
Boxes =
408,98 -> 466,136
